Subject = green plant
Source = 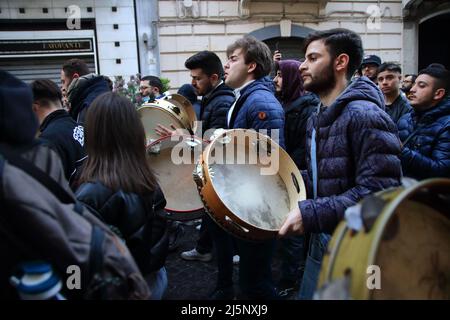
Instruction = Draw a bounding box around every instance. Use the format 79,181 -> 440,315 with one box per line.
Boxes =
113,73 -> 143,107
160,77 -> 171,93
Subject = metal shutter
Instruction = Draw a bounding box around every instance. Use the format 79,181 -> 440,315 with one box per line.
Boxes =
0,55 -> 95,84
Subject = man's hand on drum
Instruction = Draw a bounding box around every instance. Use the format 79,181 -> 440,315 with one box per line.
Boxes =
278,206 -> 304,237
155,124 -> 177,137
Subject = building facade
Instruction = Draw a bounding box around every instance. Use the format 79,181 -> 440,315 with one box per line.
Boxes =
1,0 -> 449,89
0,0 -> 144,83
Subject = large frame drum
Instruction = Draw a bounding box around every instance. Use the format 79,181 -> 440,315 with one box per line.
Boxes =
147,134 -> 206,221
138,94 -> 197,145
193,129 -> 306,241
318,178 -> 450,299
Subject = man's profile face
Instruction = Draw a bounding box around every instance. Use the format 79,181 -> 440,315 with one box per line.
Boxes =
408,74 -> 439,111
224,48 -> 251,89
190,68 -> 214,96
60,70 -> 71,92
299,39 -> 335,95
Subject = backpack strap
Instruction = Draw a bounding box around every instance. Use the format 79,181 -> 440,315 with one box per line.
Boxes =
0,145 -> 75,204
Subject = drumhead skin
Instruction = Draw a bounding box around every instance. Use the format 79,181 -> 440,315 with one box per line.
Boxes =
138,93 -> 198,144
318,178 -> 450,299
148,134 -> 206,220
138,105 -> 185,143
194,129 -> 306,241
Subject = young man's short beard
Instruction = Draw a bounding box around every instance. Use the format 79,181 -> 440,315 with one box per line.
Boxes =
303,62 -> 336,97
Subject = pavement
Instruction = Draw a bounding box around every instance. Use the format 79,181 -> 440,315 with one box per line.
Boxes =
163,219 -> 299,300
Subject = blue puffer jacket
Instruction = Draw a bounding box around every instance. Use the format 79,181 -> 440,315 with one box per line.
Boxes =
200,82 -> 234,135
300,77 -> 402,234
397,97 -> 450,180
228,78 -> 285,147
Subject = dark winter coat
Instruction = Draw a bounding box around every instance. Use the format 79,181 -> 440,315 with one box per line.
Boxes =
67,74 -> 110,123
200,82 -> 234,135
39,109 -> 86,180
228,78 -> 285,147
299,77 -> 402,234
284,93 -> 319,170
76,182 -> 169,275
397,97 -> 450,179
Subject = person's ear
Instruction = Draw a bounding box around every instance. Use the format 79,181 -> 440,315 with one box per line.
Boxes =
32,102 -> 39,113
434,88 -> 446,101
247,62 -> 257,74
210,73 -> 219,83
335,53 -> 349,74
72,73 -> 80,80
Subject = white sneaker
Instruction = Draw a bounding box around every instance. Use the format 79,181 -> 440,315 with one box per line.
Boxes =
180,248 -> 213,262
233,255 -> 240,265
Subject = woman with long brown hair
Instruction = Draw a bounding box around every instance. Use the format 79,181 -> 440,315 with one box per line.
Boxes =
75,92 -> 169,299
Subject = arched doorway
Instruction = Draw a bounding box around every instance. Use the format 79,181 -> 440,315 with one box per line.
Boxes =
264,37 -> 305,61
419,12 -> 450,70
248,24 -> 315,61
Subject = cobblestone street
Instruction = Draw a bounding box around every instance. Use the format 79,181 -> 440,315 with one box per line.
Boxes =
164,220 -> 294,300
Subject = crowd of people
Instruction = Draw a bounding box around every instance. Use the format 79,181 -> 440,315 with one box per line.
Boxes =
0,27 -> 449,300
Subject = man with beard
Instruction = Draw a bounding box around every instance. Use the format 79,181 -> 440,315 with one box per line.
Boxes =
361,54 -> 381,83
140,75 -> 165,103
61,58 -> 110,123
155,52 -> 236,290
377,62 -> 412,126
278,29 -> 402,299
273,59 -> 318,298
397,65 -> 450,180
402,74 -> 417,99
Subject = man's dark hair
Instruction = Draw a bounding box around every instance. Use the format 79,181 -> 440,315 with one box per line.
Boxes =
303,28 -> 364,80
226,35 -> 273,79
141,75 -> 163,93
405,74 -> 417,83
427,63 -> 446,70
377,62 -> 402,74
30,79 -> 62,108
185,51 -> 224,78
62,58 -> 90,78
419,65 -> 450,96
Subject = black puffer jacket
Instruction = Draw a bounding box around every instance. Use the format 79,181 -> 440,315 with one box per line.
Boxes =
200,82 -> 234,135
285,93 -> 319,170
67,74 -> 110,123
76,182 -> 169,275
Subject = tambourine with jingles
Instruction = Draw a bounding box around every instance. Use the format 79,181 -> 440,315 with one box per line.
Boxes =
317,178 -> 450,299
138,94 -> 198,145
147,134 -> 207,221
193,129 -> 306,241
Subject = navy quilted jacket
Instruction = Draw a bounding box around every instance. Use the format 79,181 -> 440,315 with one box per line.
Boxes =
228,78 -> 285,147
300,77 -> 402,234
200,83 -> 234,134
397,97 -> 450,179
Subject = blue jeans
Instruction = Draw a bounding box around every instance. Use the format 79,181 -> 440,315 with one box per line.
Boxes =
146,267 -> 168,300
298,233 -> 331,300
